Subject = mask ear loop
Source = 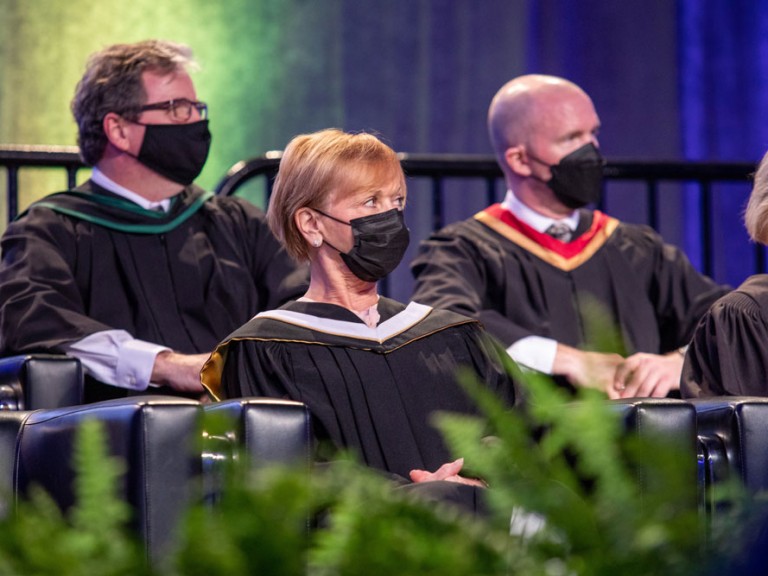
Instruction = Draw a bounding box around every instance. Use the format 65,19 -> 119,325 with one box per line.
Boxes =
312,208 -> 348,255
520,150 -> 556,187
313,208 -> 351,226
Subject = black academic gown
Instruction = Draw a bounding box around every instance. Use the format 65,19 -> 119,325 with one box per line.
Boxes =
0,181 -> 307,396
682,275 -> 768,397
411,206 -> 727,365
202,297 -> 515,481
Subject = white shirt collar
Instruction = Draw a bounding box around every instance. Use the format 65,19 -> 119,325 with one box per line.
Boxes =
91,167 -> 170,212
500,188 -> 579,234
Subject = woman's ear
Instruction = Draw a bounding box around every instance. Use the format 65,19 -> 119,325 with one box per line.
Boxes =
295,207 -> 323,247
504,145 -> 532,177
103,112 -> 135,153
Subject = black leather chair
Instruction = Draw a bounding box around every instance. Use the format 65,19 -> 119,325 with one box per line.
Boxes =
609,398 -> 700,511
202,397 -> 313,503
0,354 -> 83,410
13,396 -> 203,564
0,410 -> 34,517
204,397 -> 312,466
684,396 -> 768,559
0,395 -> 314,566
691,397 -> 768,516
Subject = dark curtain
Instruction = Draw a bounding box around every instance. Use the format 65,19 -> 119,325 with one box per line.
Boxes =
678,0 -> 768,287
333,0 -> 764,300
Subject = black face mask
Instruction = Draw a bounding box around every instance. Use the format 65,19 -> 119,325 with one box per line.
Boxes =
316,208 -> 410,282
530,142 -> 606,209
135,120 -> 212,185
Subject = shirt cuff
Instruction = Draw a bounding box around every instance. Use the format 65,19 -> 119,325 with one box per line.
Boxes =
507,336 -> 558,374
116,339 -> 171,391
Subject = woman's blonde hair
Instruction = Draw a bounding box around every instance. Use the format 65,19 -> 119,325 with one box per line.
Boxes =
268,129 -> 403,261
745,150 -> 768,244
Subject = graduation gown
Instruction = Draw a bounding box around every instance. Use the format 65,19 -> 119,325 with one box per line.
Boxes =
411,205 -> 727,362
682,275 -> 768,397
201,297 -> 515,479
0,181 -> 308,357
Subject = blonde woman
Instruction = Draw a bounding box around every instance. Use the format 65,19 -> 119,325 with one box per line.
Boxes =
202,129 -> 514,499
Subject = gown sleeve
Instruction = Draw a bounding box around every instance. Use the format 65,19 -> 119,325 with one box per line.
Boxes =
0,207 -> 112,353
681,291 -> 768,397
411,223 -> 534,347
217,338 -> 299,400
221,197 -> 308,310
464,323 -> 518,408
638,228 -> 729,352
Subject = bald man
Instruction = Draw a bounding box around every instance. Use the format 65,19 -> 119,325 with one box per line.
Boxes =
411,74 -> 727,399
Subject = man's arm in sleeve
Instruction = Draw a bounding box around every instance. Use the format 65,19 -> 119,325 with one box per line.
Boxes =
62,330 -> 169,390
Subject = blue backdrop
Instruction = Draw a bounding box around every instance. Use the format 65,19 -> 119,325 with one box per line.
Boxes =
1,0 -> 765,299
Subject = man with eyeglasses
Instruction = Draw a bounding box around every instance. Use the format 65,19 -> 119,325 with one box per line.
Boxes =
0,40 -> 308,401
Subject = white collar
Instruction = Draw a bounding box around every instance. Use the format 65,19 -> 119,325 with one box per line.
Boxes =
500,188 -> 580,234
254,301 -> 433,343
91,167 -> 171,213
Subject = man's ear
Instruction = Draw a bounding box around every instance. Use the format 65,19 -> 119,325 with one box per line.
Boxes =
504,145 -> 532,177
295,207 -> 323,246
103,112 -> 134,153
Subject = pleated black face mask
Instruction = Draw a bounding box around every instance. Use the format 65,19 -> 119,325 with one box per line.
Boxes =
135,120 -> 212,185
316,208 -> 411,282
529,142 -> 606,209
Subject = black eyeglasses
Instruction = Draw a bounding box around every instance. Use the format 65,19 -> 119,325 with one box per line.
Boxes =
138,98 -> 208,122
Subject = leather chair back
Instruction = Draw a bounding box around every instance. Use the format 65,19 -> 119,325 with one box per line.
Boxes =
609,398 -> 699,511
0,354 -> 83,410
14,396 -> 203,564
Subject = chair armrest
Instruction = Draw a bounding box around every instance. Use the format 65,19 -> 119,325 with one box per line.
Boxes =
0,354 -> 84,410
690,397 -> 768,494
204,397 -> 313,467
202,397 -> 313,506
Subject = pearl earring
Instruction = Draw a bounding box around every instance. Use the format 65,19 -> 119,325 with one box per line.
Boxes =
313,239 -> 322,247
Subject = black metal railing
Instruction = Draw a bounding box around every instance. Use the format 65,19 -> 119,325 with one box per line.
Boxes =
0,145 -> 84,221
215,153 -> 757,277
0,146 -> 758,280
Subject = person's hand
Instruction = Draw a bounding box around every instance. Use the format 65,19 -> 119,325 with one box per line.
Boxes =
151,351 -> 209,393
612,351 -> 683,399
553,345 -> 624,398
409,458 -> 487,487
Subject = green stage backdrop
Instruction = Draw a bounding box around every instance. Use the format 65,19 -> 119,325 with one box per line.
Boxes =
0,0 -> 359,215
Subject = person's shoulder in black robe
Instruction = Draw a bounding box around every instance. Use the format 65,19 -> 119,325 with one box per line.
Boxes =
201,297 -> 515,481
410,204 -> 727,357
0,181 -> 308,356
682,274 -> 768,397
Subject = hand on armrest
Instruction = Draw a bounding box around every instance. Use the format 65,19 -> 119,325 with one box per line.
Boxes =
151,351 -> 208,394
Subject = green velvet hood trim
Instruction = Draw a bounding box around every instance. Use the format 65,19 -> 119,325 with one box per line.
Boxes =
25,190 -> 214,234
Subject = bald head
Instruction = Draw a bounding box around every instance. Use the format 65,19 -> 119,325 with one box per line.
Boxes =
488,75 -> 594,164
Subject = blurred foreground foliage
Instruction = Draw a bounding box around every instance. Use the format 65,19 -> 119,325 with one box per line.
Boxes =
0,361 -> 762,575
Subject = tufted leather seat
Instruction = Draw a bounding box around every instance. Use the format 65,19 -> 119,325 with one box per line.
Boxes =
13,396 -> 203,564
